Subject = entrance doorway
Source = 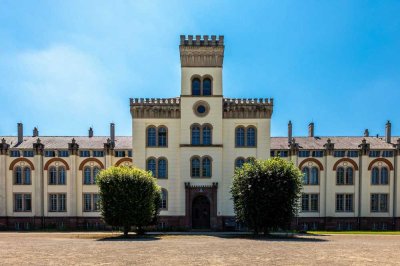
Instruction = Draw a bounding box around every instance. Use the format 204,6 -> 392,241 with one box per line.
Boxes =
192,195 -> 210,229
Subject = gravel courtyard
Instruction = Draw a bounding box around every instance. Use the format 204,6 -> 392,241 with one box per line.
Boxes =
1,232 -> 399,265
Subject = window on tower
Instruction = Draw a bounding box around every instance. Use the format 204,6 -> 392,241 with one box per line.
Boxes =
203,78 -> 212,95
192,78 -> 201,95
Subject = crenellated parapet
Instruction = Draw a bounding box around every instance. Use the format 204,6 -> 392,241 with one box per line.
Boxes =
130,98 -> 181,119
223,98 -> 273,119
180,35 -> 224,67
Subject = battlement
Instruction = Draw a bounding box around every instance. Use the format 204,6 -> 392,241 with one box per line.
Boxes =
180,35 -> 224,47
180,35 -> 225,67
223,98 -> 273,119
130,98 -> 181,119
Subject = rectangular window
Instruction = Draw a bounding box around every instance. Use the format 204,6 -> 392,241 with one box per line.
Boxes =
128,150 -> 132,157
80,150 -> 90,157
371,193 -> 388,212
298,151 -> 310,158
277,150 -> 288,157
270,151 -> 275,157
312,151 -> 324,157
347,150 -> 359,157
93,151 -> 104,157
49,194 -> 66,212
369,150 -> 380,157
14,193 -> 32,212
334,150 -> 346,157
45,150 -> 56,157
382,151 -> 394,157
24,194 -> 32,211
58,150 -> 69,157
83,193 -> 100,212
301,194 -> 319,212
23,150 -> 34,157
14,194 -> 23,212
336,194 -> 354,212
115,151 -> 126,157
10,150 -> 20,157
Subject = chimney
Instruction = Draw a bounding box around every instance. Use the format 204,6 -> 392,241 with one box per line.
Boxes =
110,123 -> 115,143
17,123 -> 23,143
288,121 -> 292,143
88,127 -> 94,138
33,127 -> 39,137
308,122 -> 314,137
364,129 -> 369,137
385,121 -> 391,143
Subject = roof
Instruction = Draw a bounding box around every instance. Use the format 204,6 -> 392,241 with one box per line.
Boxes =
271,136 -> 397,150
2,136 -> 132,150
1,135 -> 397,150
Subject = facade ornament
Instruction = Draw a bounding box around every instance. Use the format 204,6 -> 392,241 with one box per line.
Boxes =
68,138 -> 79,155
0,138 -> 10,155
104,138 -> 115,155
394,138 -> 400,155
358,138 -> 370,156
289,137 -> 299,156
323,138 -> 335,155
33,138 -> 44,155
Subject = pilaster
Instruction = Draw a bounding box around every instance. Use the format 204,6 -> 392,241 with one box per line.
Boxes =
33,139 -> 44,219
68,139 -> 79,216
0,138 -> 9,216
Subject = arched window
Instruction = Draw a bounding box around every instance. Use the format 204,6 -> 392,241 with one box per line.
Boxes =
381,167 -> 389,185
49,166 -> 57,185
192,78 -> 201,96
14,166 -> 22,184
160,189 -> 168,210
202,157 -> 212,177
203,78 -> 212,96
158,159 -> 167,179
235,157 -> 246,168
310,167 -> 319,185
147,127 -> 157,147
93,167 -> 100,183
247,127 -> 256,147
203,125 -> 212,145
24,167 -> 31,185
191,158 -> 201,177
336,167 -> 345,185
84,167 -> 91,185
147,158 -> 156,177
58,167 -> 66,185
371,167 -> 379,185
302,167 -> 310,185
158,127 -> 167,147
235,127 -> 245,147
346,168 -> 354,185
191,125 -> 201,145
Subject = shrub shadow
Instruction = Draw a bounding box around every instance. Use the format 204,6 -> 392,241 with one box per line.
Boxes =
213,234 -> 329,242
97,235 -> 161,242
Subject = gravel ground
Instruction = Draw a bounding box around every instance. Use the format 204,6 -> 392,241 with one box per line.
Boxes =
0,232 -> 399,265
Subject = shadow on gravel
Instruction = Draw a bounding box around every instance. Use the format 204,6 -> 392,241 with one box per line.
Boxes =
98,235 -> 161,242
213,234 -> 329,242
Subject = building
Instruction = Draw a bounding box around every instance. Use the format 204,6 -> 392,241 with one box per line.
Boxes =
0,35 -> 399,231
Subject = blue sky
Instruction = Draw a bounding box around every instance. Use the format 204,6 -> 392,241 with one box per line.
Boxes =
1,1 -> 399,137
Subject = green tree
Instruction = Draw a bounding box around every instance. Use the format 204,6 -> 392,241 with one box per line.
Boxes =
96,166 -> 161,236
231,157 -> 303,234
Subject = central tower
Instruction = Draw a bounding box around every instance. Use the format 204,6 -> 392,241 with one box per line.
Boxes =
179,35 -> 224,96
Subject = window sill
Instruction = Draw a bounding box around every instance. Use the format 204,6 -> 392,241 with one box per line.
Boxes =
180,144 -> 223,147
191,176 -> 212,179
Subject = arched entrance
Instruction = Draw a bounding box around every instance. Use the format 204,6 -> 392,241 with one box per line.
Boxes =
192,195 -> 210,229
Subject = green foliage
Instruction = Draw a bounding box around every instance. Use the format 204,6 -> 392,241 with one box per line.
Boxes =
96,166 -> 161,235
231,157 -> 303,234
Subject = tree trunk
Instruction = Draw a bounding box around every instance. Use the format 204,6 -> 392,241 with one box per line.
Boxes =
123,225 -> 129,237
137,226 -> 144,235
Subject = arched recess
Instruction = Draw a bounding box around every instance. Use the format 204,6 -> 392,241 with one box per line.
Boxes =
298,158 -> 324,171
78,158 -> 105,170
9,158 -> 35,170
368,158 -> 394,171
114,158 -> 133,167
44,158 -> 70,170
332,158 -> 359,171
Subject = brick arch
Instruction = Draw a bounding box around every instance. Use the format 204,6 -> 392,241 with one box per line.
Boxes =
368,158 -> 394,171
44,158 -> 70,170
333,158 -> 359,171
78,158 -> 105,170
298,158 -> 324,170
9,158 -> 35,170
114,158 -> 133,166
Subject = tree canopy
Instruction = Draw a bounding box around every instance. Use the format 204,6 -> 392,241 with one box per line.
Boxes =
96,166 -> 161,236
231,157 -> 303,234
